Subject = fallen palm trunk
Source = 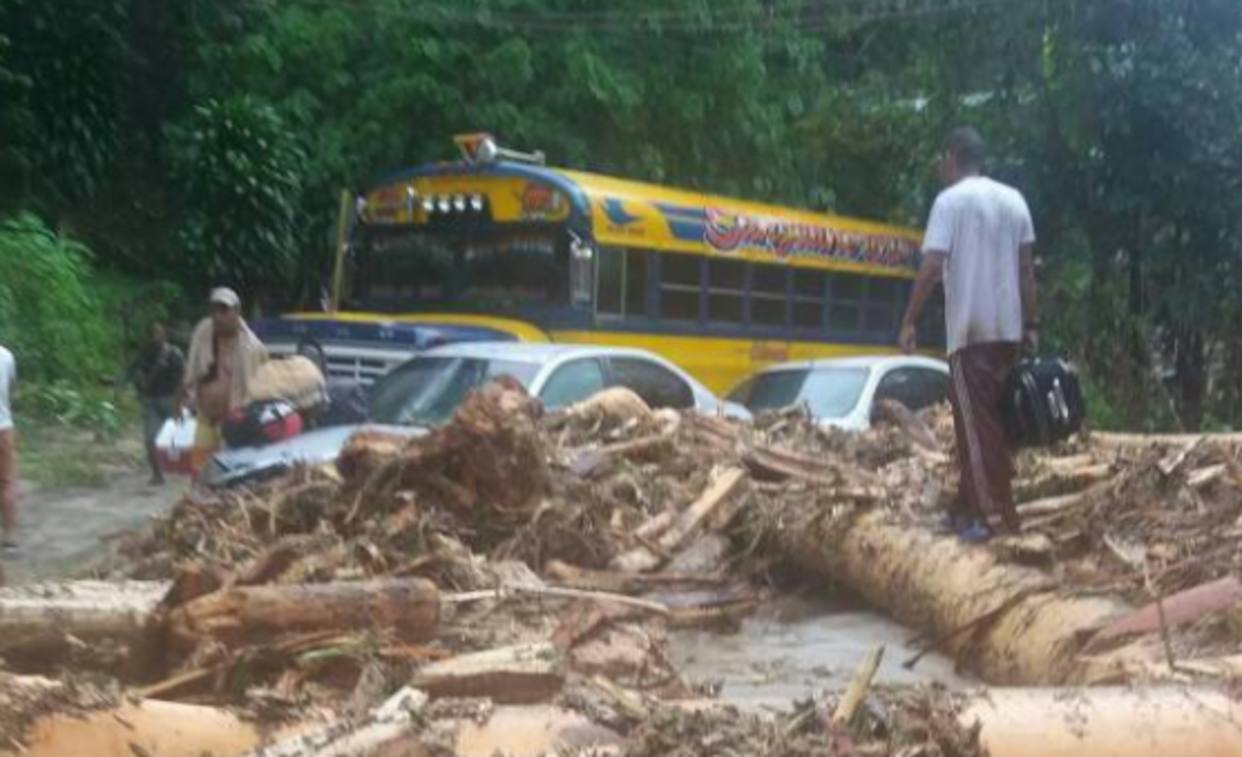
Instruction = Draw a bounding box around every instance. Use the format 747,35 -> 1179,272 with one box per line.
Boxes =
167,578 -> 440,651
0,580 -> 168,654
764,506 -> 1142,684
966,686 -> 1242,756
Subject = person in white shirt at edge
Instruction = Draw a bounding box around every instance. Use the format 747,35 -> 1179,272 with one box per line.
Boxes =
0,343 -> 17,551
899,127 -> 1039,542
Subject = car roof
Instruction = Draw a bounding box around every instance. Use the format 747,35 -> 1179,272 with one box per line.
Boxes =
754,354 -> 949,374
418,341 -> 665,365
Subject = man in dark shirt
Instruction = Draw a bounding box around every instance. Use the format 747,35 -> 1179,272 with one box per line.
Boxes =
130,322 -> 185,485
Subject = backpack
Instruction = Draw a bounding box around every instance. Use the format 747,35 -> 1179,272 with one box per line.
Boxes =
222,400 -> 303,448
1001,357 -> 1086,447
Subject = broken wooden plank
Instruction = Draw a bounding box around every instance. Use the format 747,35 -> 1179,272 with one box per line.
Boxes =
543,560 -> 725,595
656,467 -> 747,553
444,585 -> 669,616
167,578 -> 439,651
832,645 -> 885,728
587,675 -> 650,720
1094,576 -> 1242,643
1091,431 -> 1242,448
1158,439 -> 1202,477
872,399 -> 939,451
633,511 -> 676,542
242,686 -> 428,757
1187,464 -> 1227,489
411,642 -> 564,704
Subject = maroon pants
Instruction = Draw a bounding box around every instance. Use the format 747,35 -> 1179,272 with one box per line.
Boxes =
0,429 -> 16,536
948,342 -> 1020,531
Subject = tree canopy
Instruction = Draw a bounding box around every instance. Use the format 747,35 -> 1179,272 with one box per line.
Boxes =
2,0 -> 1240,429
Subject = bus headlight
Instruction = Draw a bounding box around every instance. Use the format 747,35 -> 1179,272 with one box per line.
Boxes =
437,196 -> 451,214
470,194 -> 484,212
422,197 -> 435,213
453,194 -> 467,212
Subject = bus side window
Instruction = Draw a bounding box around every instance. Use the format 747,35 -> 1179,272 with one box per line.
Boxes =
793,269 -> 827,332
626,250 -> 648,317
597,247 -> 651,318
864,276 -> 901,335
658,253 -> 701,322
597,247 -> 624,316
828,273 -> 863,332
750,264 -> 789,328
707,259 -> 745,324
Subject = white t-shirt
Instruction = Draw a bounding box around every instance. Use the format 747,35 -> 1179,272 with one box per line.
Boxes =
923,176 -> 1034,354
0,346 -> 14,431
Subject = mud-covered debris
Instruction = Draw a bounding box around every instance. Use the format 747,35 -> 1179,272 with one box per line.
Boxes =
0,673 -> 119,748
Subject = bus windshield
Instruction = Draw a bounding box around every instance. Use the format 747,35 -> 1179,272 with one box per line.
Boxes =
350,229 -> 568,312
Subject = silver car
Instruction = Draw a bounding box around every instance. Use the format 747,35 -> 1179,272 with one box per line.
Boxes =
727,355 -> 950,431
205,342 -> 749,487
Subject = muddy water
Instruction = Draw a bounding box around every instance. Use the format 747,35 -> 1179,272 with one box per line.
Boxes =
668,595 -> 974,708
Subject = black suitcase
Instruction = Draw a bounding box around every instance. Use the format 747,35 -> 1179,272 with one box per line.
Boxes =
1001,357 -> 1086,447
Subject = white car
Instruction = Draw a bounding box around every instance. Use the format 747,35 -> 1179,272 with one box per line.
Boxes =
204,342 -> 749,486
727,355 -> 950,431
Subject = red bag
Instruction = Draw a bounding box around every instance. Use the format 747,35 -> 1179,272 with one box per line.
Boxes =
221,401 -> 303,448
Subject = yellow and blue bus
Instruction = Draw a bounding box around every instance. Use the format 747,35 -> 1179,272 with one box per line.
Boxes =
257,134 -> 942,394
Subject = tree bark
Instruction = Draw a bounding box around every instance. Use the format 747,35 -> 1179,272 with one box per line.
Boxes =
167,578 -> 439,651
761,505 -> 1149,685
0,580 -> 167,654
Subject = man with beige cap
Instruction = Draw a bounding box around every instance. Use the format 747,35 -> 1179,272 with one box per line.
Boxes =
178,287 -> 268,477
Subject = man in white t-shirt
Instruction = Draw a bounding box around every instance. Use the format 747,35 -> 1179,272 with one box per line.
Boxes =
0,343 -> 17,550
899,127 -> 1038,539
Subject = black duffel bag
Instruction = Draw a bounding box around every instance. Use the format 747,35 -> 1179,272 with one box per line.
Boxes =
1001,357 -> 1086,447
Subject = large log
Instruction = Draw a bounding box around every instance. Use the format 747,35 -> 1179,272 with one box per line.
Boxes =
0,580 -> 168,653
967,686 -> 1242,756
167,578 -> 439,650
764,506 -> 1144,684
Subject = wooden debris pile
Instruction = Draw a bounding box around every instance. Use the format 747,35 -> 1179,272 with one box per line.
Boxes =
6,376 -> 1242,751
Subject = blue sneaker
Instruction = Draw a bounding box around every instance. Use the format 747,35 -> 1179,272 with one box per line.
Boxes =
938,512 -> 966,533
957,521 -> 991,543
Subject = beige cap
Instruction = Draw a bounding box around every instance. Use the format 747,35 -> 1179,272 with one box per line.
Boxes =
209,287 -> 241,308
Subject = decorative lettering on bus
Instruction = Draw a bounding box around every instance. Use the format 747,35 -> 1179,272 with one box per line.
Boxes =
703,207 -> 917,269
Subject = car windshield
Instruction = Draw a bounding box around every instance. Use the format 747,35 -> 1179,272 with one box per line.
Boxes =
367,356 -> 541,426
800,367 -> 870,418
733,366 -> 870,419
730,369 -> 808,412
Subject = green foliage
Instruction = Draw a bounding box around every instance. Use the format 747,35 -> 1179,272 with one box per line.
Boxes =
0,0 -> 129,203
5,0 -> 1242,430
0,214 -> 119,385
19,382 -> 123,438
166,96 -> 306,290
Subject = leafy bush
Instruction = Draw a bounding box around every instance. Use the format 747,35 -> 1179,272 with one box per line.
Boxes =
18,381 -> 123,438
0,214 -> 119,384
166,96 -> 305,291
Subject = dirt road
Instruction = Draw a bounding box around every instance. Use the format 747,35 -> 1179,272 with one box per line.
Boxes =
1,473 -> 184,585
